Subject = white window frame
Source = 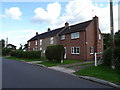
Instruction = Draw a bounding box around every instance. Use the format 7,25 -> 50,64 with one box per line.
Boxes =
71,32 -> 79,39
60,35 -> 65,40
50,37 -> 54,44
99,34 -> 101,40
28,42 -> 30,46
40,47 -> 42,51
35,40 -> 37,45
35,47 -> 37,51
40,39 -> 42,45
71,47 -> 80,54
43,50 -> 45,53
90,46 -> 94,54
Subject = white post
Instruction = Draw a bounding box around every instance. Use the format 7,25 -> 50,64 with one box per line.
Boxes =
94,52 -> 97,67
61,60 -> 63,63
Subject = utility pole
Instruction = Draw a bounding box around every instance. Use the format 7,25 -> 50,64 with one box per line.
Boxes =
110,0 -> 115,69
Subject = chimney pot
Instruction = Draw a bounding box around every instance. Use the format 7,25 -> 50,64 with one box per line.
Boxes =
36,32 -> 38,35
48,28 -> 51,32
65,22 -> 69,27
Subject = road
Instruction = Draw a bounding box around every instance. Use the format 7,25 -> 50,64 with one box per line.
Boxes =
2,58 -> 111,88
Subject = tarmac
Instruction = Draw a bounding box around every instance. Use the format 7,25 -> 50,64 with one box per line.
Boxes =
19,60 -> 120,88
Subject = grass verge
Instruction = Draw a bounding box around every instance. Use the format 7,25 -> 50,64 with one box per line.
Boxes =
6,56 -> 42,62
74,65 -> 120,85
38,59 -> 84,67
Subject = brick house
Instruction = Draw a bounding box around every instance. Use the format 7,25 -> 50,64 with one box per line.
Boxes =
27,16 -> 104,60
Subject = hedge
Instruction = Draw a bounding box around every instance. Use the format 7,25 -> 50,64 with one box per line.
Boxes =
2,48 -> 12,56
10,50 -> 41,59
45,45 -> 65,62
102,47 -> 120,69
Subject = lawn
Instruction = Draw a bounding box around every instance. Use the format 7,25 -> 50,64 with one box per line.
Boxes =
6,56 -> 45,62
38,59 -> 84,67
74,65 -> 120,85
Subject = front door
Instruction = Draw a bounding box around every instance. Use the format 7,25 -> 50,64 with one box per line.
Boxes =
64,47 -> 66,59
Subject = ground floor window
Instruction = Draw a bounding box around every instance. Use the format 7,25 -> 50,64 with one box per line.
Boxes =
71,47 -> 80,54
90,46 -> 94,54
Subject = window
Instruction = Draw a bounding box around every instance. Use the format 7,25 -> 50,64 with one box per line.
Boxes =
43,50 -> 45,53
40,39 -> 42,45
71,32 -> 79,39
35,40 -> 37,45
71,47 -> 80,54
90,46 -> 94,54
50,37 -> 54,44
40,47 -> 42,51
60,35 -> 65,40
99,34 -> 101,40
28,42 -> 30,46
33,48 -> 35,51
35,47 -> 37,51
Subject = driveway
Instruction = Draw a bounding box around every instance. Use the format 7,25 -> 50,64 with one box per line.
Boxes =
2,58 -> 111,88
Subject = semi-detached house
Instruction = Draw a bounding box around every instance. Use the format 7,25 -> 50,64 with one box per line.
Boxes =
27,16 -> 104,61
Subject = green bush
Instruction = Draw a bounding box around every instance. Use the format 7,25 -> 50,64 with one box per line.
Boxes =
10,50 -> 41,59
103,47 -> 120,69
2,48 -> 12,56
102,48 -> 112,67
45,45 -> 65,62
113,47 -> 120,69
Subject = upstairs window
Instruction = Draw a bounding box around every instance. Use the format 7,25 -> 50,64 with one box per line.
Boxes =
99,34 -> 101,40
71,47 -> 80,54
40,39 -> 42,45
35,40 -> 37,45
28,42 -> 30,46
71,32 -> 79,39
40,47 -> 42,51
50,37 -> 54,44
60,35 -> 65,40
90,46 -> 94,54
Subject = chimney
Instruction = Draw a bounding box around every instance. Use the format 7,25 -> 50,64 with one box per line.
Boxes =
65,22 -> 69,27
48,28 -> 51,32
36,32 -> 38,35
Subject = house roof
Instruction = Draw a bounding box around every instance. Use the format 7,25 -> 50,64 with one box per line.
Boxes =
59,20 -> 93,35
28,19 -> 93,42
28,27 -> 64,41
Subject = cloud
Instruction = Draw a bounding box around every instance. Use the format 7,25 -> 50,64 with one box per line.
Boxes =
5,7 -> 22,20
32,2 -> 61,24
32,0 -> 119,33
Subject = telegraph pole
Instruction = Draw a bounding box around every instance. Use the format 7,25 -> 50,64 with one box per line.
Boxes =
110,0 -> 115,69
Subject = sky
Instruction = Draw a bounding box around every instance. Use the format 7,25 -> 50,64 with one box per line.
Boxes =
0,0 -> 119,49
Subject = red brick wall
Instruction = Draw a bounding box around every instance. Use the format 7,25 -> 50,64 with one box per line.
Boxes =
60,31 -> 86,60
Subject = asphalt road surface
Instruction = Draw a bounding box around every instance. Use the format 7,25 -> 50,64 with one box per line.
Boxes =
2,58 -> 112,88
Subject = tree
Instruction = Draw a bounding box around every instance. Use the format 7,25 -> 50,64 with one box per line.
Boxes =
102,33 -> 111,50
6,44 -> 16,50
0,39 -> 5,48
18,44 -> 23,50
23,43 -> 28,50
114,30 -> 120,48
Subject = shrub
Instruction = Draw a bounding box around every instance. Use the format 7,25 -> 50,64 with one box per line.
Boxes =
113,47 -> 120,69
2,48 -> 12,56
45,45 -> 65,62
10,50 -> 41,59
102,48 -> 112,67
102,47 -> 120,69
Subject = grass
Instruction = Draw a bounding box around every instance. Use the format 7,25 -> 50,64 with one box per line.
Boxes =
74,65 -> 120,85
67,62 -> 94,68
38,59 -> 84,67
6,56 -> 42,62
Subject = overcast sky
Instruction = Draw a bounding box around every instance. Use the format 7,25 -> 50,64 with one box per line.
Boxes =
0,0 -> 119,48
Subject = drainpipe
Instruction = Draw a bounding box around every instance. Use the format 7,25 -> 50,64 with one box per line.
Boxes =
84,29 -> 87,60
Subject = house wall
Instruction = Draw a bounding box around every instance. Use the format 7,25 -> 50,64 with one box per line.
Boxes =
85,17 -> 104,60
60,31 -> 86,60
